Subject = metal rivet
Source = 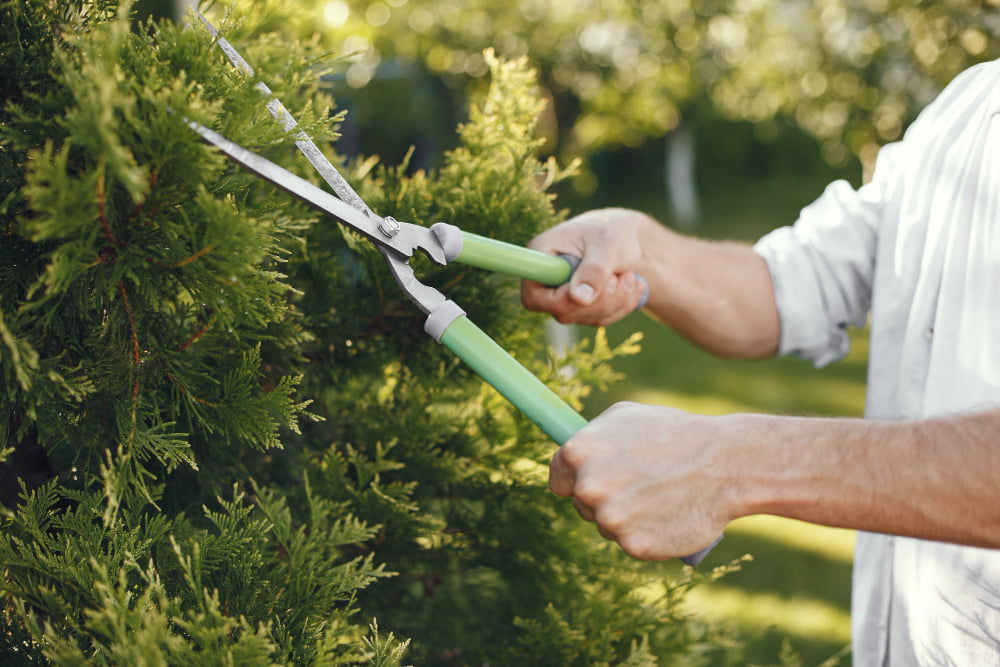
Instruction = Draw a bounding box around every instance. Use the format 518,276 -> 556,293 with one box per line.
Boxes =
379,216 -> 400,238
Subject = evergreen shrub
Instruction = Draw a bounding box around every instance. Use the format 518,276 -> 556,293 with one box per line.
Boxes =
0,2 -> 737,663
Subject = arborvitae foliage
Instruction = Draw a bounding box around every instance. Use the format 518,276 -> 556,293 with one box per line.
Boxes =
0,1 -> 737,664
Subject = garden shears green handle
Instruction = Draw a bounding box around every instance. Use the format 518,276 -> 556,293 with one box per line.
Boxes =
194,14 -> 715,566
186,123 -> 625,446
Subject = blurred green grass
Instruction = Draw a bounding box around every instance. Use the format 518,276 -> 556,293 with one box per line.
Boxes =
570,139 -> 867,665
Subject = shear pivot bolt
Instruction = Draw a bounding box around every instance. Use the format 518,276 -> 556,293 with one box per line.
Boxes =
379,216 -> 400,238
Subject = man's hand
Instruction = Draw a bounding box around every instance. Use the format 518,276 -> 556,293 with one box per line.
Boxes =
522,207 -> 781,358
549,402 -> 735,560
552,403 -> 1000,558
521,208 -> 650,326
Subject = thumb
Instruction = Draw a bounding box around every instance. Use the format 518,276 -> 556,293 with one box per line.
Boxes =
567,250 -> 614,307
569,280 -> 597,306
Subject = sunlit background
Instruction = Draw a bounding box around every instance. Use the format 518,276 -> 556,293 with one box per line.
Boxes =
210,0 -> 1000,176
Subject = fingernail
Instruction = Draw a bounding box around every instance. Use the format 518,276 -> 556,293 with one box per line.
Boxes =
571,282 -> 596,305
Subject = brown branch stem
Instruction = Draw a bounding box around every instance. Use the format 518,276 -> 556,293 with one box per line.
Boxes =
118,281 -> 140,365
178,313 -> 217,351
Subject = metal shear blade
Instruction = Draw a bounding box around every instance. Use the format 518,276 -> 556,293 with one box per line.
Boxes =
188,122 -> 447,267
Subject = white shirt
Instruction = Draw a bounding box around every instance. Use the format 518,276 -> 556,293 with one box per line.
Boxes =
754,59 -> 1000,666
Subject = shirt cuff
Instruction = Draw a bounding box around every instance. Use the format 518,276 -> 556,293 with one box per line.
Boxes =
754,227 -> 852,368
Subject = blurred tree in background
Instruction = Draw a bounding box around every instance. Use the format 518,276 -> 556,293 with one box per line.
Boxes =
236,0 -> 999,185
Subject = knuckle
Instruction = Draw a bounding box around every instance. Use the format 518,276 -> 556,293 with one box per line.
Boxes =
618,533 -> 658,561
572,497 -> 595,522
548,472 -> 571,497
595,505 -> 626,534
558,439 -> 588,467
548,453 -> 573,495
597,525 -> 617,542
558,438 -> 577,459
573,479 -> 606,507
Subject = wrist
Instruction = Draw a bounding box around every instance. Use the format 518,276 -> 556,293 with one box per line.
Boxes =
622,210 -> 675,284
715,413 -> 788,520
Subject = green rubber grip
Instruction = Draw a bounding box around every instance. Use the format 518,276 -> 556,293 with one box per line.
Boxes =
434,310 -> 719,566
456,232 -> 574,286
438,315 -> 587,444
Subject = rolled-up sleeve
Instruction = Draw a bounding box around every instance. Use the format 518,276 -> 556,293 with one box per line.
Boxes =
753,174 -> 885,367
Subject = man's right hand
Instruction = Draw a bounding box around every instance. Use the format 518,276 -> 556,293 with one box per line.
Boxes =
522,206 -> 781,359
520,208 -> 652,326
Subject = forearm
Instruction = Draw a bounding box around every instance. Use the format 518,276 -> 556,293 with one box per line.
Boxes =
522,208 -> 781,358
734,408 -> 1000,547
632,217 -> 780,358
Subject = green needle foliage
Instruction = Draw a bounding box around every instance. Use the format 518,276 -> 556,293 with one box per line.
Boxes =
0,1 -> 736,664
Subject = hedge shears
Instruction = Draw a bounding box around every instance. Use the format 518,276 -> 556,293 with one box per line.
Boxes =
192,14 -> 716,566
